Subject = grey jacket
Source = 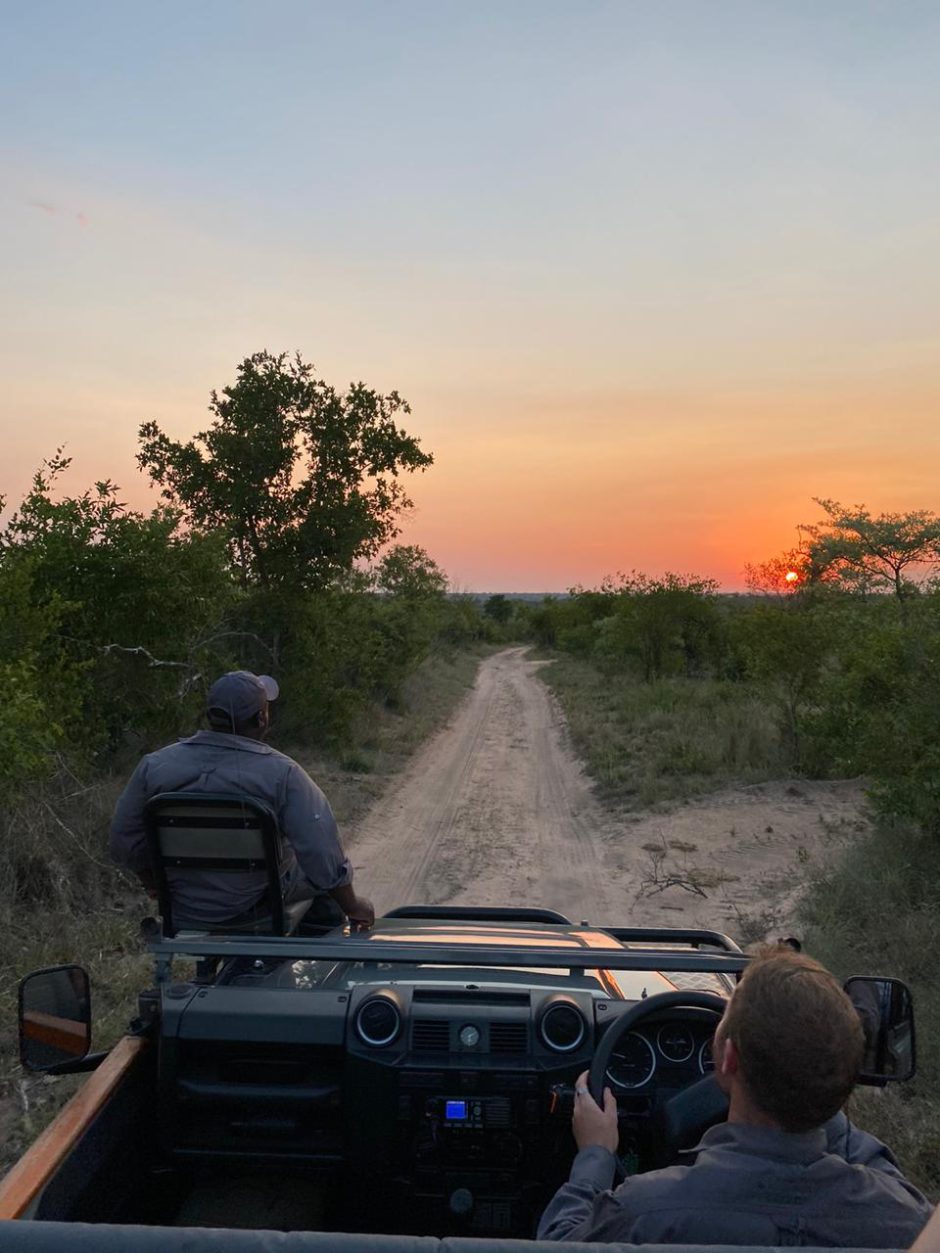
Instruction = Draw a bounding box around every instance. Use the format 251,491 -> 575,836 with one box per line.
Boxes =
110,731 -> 352,923
537,1112 -> 932,1246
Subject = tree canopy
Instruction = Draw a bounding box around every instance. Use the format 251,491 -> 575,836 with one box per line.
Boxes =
138,351 -> 433,590
800,498 -> 940,599
375,544 -> 448,599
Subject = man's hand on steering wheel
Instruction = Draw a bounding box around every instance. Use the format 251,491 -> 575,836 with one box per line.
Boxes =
572,1069 -> 619,1153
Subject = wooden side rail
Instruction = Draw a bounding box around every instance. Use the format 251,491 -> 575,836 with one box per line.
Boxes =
0,1035 -> 148,1220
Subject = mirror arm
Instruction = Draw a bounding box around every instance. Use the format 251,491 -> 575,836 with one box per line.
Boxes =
41,1050 -> 110,1076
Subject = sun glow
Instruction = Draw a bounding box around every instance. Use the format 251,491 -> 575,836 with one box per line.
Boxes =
785,571 -> 800,584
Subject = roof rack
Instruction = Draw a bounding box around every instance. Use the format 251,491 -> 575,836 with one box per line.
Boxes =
604,927 -> 743,954
146,927 -> 750,983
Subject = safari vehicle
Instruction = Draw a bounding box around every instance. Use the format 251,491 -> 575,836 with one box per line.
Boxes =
0,905 -> 915,1253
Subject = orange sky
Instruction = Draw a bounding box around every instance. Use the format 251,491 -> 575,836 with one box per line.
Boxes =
3,3 -> 940,591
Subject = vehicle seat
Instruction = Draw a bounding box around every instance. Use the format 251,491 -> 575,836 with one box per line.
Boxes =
143,792 -> 313,938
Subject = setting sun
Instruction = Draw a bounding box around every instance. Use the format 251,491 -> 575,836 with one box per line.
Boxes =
785,571 -> 800,583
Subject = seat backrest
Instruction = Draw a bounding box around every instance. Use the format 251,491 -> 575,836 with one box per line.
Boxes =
143,792 -> 285,937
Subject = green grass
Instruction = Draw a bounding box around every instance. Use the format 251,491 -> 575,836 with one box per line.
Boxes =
800,819 -> 940,1200
0,645 -> 485,1179
541,655 -> 789,808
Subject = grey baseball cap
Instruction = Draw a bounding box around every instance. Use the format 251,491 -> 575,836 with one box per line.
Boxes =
207,671 -> 279,724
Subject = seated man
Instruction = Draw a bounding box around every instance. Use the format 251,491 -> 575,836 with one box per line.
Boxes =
110,670 -> 373,932
539,945 -> 932,1246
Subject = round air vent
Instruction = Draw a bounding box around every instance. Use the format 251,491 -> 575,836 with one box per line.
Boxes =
355,997 -> 402,1048
539,1001 -> 586,1053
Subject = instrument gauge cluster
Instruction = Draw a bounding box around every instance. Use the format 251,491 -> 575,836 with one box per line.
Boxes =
698,1038 -> 715,1074
605,1019 -> 716,1090
656,1024 -> 695,1063
606,1031 -> 657,1090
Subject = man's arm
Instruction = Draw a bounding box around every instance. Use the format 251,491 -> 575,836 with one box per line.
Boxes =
328,882 -> 375,931
281,766 -> 373,927
537,1147 -> 622,1241
280,766 -> 351,885
538,1071 -> 626,1241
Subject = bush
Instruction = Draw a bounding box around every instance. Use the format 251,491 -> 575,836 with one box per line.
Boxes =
801,819 -> 940,1197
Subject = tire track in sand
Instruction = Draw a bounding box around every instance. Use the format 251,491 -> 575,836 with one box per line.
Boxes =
347,648 -> 621,923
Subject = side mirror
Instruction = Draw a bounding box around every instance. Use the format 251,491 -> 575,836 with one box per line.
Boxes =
844,976 -> 915,1083
19,965 -> 92,1072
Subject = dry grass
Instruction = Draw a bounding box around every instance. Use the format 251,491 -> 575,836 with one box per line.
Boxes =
541,656 -> 788,809
800,819 -> 940,1200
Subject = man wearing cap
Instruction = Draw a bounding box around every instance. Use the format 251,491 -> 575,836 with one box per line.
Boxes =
109,670 -> 374,932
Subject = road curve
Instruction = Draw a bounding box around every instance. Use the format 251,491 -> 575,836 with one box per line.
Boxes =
347,647 -> 622,924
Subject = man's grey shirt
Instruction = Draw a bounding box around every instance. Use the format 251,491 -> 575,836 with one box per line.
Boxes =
110,731 -> 352,924
537,1113 -> 932,1246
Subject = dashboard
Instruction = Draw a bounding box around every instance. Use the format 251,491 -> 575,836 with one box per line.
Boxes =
155,957 -> 728,1238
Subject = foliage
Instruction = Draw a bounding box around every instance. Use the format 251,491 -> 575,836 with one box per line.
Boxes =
1,452 -> 237,759
375,544 -> 448,599
801,819 -> 940,1198
803,597 -> 940,831
594,572 -> 723,680
138,351 -> 432,590
0,556 -> 79,794
0,659 -> 65,794
483,594 -> 513,625
436,595 -> 490,650
801,498 -> 940,600
521,574 -> 724,682
731,600 -> 836,771
743,546 -> 820,596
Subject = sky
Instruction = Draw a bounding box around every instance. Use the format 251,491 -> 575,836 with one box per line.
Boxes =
3,0 -> 939,591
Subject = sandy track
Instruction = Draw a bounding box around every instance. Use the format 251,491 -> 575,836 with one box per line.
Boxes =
348,648 -> 617,922
348,648 -> 868,939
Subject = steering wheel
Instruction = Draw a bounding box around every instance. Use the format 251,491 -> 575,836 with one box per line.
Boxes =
589,989 -> 729,1167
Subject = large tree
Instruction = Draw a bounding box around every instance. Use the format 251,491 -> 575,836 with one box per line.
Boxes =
800,498 -> 940,600
138,351 -> 433,589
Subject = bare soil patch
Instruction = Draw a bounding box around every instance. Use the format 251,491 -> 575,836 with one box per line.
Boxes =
349,648 -> 868,943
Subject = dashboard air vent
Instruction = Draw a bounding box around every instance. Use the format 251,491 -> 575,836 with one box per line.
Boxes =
355,997 -> 402,1048
489,1022 -> 528,1054
539,1003 -> 587,1053
412,1018 -> 450,1052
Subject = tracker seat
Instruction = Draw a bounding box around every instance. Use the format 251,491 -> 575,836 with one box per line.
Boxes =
143,792 -> 313,937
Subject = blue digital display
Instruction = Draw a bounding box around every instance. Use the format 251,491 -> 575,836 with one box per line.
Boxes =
445,1100 -> 467,1121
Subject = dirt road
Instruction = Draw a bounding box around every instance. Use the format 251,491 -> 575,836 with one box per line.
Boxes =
349,648 -> 868,939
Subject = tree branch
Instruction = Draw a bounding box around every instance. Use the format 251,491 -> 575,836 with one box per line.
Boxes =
100,644 -> 193,670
